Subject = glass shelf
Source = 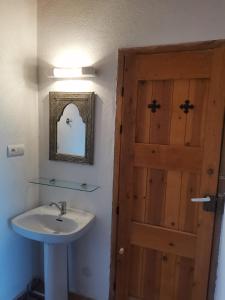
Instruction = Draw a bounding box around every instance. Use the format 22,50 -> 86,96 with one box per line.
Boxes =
29,177 -> 99,192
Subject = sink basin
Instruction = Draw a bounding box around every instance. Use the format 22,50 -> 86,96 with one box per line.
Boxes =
11,205 -> 95,300
11,205 -> 95,244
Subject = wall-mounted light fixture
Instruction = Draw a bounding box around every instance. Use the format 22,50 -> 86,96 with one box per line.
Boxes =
50,67 -> 96,79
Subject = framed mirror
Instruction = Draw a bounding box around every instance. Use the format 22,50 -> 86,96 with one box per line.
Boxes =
49,92 -> 95,164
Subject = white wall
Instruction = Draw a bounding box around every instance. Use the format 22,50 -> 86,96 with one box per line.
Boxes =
37,1 -> 225,299
0,1 -> 40,299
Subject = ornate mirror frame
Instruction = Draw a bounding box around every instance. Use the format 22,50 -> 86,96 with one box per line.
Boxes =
49,92 -> 95,164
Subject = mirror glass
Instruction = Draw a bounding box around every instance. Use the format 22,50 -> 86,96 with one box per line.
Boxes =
57,103 -> 85,156
49,92 -> 95,164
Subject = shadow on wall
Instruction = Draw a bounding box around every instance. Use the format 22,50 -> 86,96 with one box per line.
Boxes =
23,57 -> 38,90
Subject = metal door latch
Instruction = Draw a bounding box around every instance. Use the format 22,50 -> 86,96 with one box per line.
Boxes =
191,195 -> 217,212
203,195 -> 217,212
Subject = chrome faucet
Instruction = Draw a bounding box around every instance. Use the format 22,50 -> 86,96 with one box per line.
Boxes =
49,201 -> 67,216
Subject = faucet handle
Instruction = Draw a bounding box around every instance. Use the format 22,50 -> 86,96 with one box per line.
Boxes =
58,201 -> 67,214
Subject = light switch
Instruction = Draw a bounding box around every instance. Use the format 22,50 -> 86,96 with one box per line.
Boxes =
7,144 -> 25,157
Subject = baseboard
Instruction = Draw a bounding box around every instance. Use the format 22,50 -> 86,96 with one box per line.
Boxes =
69,292 -> 93,300
16,292 -> 91,300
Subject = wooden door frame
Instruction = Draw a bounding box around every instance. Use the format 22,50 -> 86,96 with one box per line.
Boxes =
110,40 -> 225,300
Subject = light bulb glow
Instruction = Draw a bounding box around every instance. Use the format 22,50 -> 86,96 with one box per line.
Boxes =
52,67 -> 96,78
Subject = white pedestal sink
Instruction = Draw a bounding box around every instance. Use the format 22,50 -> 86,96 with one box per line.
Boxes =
11,205 -> 95,300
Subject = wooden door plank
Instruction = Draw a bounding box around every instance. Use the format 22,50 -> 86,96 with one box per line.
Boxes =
149,80 -> 173,144
174,257 -> 195,300
131,222 -> 197,258
145,169 -> 166,226
159,253 -> 177,300
179,173 -> 200,234
185,79 -> 209,147
136,51 -> 212,80
129,167 -> 147,299
164,171 -> 182,230
132,167 -> 148,222
128,246 -> 144,298
170,79 -> 189,145
134,143 -> 203,172
142,249 -> 162,300
135,81 -> 152,143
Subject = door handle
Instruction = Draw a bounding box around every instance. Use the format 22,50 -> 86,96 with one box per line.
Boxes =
191,195 -> 218,213
191,196 -> 211,202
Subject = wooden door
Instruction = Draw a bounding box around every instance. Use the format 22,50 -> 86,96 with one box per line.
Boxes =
114,42 -> 225,300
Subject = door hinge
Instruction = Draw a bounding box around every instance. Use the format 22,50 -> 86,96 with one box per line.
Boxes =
121,86 -> 124,97
120,124 -> 123,134
116,205 -> 120,215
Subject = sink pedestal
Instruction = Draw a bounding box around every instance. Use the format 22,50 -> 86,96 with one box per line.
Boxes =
11,205 -> 95,300
44,244 -> 68,300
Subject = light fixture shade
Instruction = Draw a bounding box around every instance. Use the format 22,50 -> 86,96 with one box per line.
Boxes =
52,67 -> 96,78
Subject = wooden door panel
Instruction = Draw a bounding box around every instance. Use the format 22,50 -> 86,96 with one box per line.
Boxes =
128,247 -> 163,300
136,78 -> 208,148
115,45 -> 225,300
132,168 -> 200,233
135,80 -> 172,145
132,167 -> 167,228
128,248 -> 195,300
